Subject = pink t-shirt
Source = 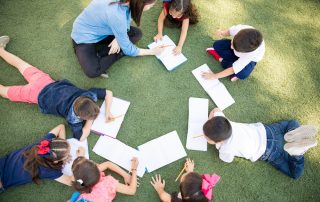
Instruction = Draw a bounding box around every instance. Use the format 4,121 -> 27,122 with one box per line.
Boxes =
80,172 -> 119,202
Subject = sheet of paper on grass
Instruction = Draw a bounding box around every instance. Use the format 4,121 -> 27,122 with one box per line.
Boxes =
138,131 -> 187,173
93,136 -> 145,177
192,64 -> 235,110
186,97 -> 208,151
148,35 -> 187,71
91,97 -> 130,138
62,138 -> 89,176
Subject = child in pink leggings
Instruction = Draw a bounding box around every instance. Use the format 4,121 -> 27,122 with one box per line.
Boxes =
0,36 -> 115,141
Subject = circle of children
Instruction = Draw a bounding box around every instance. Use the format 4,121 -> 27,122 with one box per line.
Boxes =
0,0 -> 318,201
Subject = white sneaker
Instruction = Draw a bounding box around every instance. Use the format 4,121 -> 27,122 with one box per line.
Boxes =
284,125 -> 317,142
100,73 -> 109,78
284,138 -> 317,156
0,36 -> 10,48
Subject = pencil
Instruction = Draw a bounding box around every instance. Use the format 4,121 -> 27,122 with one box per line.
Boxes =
193,134 -> 204,138
156,44 -> 173,48
175,166 -> 186,182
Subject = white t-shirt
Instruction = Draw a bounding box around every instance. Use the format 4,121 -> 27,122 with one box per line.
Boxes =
229,24 -> 265,74
214,112 -> 267,163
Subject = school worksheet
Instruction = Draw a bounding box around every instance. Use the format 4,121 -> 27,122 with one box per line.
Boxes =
62,138 -> 89,176
192,64 -> 235,110
186,97 -> 208,151
148,35 -> 187,71
91,97 -> 130,138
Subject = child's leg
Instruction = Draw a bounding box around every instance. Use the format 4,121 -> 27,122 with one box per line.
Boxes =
262,120 -> 306,179
0,47 -> 31,75
234,61 -> 257,80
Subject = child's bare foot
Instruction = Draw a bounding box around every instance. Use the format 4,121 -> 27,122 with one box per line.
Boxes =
0,36 -> 10,48
230,76 -> 239,82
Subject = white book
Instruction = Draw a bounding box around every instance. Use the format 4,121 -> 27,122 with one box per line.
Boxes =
62,138 -> 89,176
91,97 -> 130,138
186,97 -> 208,151
138,131 -> 187,173
192,64 -> 235,110
93,136 -> 145,177
148,35 -> 187,71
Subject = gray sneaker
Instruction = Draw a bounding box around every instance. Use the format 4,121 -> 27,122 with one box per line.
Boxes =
0,36 -> 10,48
284,138 -> 317,156
284,125 -> 317,142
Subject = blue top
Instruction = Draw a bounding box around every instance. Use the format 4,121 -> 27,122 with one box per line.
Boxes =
71,0 -> 140,56
38,80 -> 106,140
0,133 -> 63,189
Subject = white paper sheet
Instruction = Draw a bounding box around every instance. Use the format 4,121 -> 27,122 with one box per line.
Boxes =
148,35 -> 187,71
91,97 -> 130,138
138,131 -> 187,173
93,136 -> 145,177
186,97 -> 208,151
192,64 -> 235,110
62,138 -> 89,176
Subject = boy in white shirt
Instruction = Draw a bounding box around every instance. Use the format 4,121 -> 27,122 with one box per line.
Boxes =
203,24 -> 265,82
203,108 -> 318,179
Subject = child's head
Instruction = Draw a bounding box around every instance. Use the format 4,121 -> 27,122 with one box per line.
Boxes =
72,157 -> 100,193
203,116 -> 232,144
23,138 -> 70,184
232,29 -> 263,53
74,96 -> 100,120
169,0 -> 190,18
179,172 -> 208,202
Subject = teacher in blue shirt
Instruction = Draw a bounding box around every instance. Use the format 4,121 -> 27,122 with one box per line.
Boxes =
71,0 -> 164,78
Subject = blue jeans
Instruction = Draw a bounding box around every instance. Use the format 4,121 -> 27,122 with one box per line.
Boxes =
260,120 -> 305,179
213,39 -> 256,80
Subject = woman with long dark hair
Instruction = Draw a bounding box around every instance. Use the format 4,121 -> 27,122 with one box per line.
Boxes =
71,0 -> 165,78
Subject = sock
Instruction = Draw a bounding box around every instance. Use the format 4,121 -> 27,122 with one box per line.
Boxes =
206,48 -> 221,61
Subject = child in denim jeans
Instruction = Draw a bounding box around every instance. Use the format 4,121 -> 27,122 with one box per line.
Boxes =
0,36 -> 115,141
203,108 -> 318,179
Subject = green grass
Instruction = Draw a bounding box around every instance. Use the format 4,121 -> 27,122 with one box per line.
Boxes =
1,0 -> 320,201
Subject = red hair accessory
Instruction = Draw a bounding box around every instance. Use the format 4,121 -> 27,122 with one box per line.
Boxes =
201,174 -> 221,200
37,140 -> 51,157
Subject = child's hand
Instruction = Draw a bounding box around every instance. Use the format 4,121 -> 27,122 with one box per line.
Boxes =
154,33 -> 163,42
202,71 -> 217,80
131,157 -> 139,170
215,29 -> 227,38
105,113 -> 116,123
185,158 -> 195,173
173,45 -> 182,55
209,108 -> 222,119
77,147 -> 85,157
152,46 -> 165,55
150,174 -> 165,193
123,172 -> 132,185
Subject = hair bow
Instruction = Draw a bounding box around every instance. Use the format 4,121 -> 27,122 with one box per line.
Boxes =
201,174 -> 221,200
37,139 -> 51,157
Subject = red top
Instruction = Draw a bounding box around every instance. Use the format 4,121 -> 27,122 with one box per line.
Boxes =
163,2 -> 189,21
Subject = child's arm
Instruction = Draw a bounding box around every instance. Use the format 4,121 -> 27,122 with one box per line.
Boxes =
79,120 -> 94,142
202,67 -> 235,80
150,174 -> 171,202
49,124 -> 66,139
104,90 -> 115,122
154,9 -> 167,42
98,161 -> 132,185
116,158 -> 139,195
55,175 -> 73,186
173,19 -> 190,55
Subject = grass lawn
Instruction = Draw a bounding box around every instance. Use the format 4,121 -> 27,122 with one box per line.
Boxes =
1,0 -> 320,201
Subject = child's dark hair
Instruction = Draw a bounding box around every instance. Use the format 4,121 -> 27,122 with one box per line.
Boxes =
233,29 -> 263,53
111,0 -> 157,26
179,172 -> 209,202
165,0 -> 199,27
72,157 -> 100,193
73,96 -> 100,120
23,138 -> 70,184
203,116 -> 232,142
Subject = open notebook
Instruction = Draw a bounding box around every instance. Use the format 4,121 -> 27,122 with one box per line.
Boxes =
62,138 -> 89,176
91,97 -> 130,138
93,136 -> 146,177
93,131 -> 187,177
192,64 -> 235,110
148,35 -> 187,71
186,97 -> 208,151
138,131 -> 187,173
